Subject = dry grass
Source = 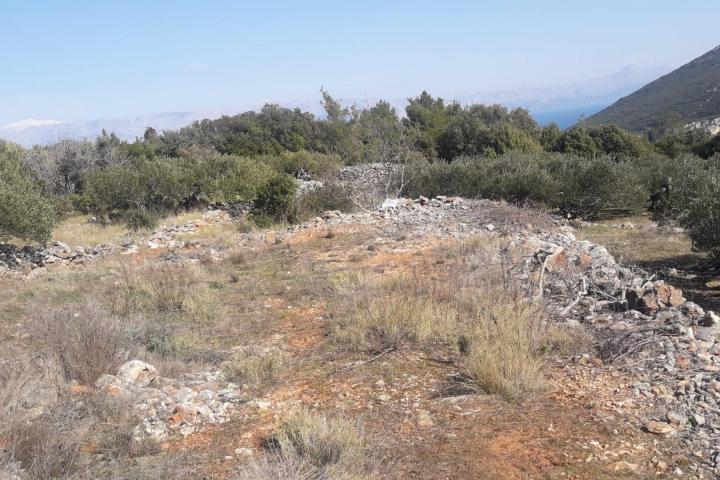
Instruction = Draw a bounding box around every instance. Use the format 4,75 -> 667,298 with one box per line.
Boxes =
330,236 -> 577,401
458,283 -> 546,401
111,261 -> 216,322
30,301 -> 132,385
4,413 -> 81,480
576,215 -> 695,265
52,215 -> 134,247
223,349 -> 283,388
330,273 -> 442,353
2,392 -> 162,480
238,410 -> 372,480
0,355 -> 62,421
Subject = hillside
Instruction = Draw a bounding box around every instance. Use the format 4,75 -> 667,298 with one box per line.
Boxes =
587,45 -> 720,132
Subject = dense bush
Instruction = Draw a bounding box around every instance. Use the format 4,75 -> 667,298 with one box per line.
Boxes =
83,153 -> 275,228
549,125 -> 649,158
262,150 -> 342,178
436,105 -> 541,160
406,153 -> 647,219
693,134 -> 720,159
681,176 -> 720,256
0,142 -> 57,242
252,174 -> 298,223
3,89 -> 714,244
646,155 -> 720,256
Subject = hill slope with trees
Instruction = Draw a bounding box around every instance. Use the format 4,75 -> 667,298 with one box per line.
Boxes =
587,45 -> 720,133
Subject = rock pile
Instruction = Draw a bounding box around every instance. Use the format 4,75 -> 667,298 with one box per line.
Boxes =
208,201 -> 254,218
146,210 -> 232,250
0,241 -> 112,272
336,163 -> 400,187
95,360 -> 244,442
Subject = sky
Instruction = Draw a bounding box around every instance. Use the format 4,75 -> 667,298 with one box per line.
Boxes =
1,0 -> 719,124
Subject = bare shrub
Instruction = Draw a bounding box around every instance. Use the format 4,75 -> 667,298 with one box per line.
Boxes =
238,410 -> 372,480
0,355 -> 62,421
31,302 -> 131,385
4,413 -> 80,480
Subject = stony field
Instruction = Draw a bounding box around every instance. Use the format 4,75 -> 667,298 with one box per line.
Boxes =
2,189 -> 720,479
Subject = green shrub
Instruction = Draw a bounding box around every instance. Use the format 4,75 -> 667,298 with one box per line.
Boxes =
406,153 -> 648,219
648,154 -> 710,223
83,153 -> 275,227
120,209 -> 161,231
253,174 -> 298,222
682,179 -> 720,256
84,158 -> 192,222
0,142 -> 57,243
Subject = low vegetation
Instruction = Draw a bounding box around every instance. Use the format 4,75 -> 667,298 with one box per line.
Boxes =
31,302 -> 131,385
330,238 -> 569,401
239,410 -> 372,480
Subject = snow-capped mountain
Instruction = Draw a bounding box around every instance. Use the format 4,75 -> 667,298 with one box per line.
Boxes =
0,110 -> 246,147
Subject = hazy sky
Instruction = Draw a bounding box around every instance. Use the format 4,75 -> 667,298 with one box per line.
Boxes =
1,0 -> 719,124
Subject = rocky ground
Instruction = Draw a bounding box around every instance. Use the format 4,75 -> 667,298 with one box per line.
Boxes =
2,172 -> 719,478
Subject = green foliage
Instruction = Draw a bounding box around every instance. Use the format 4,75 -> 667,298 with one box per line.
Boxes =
83,158 -> 192,225
0,142 -> 56,242
406,153 -> 648,219
549,125 -> 649,158
404,91 -> 452,159
437,105 -> 541,160
82,153 -> 277,227
647,155 -> 720,256
263,150 -> 342,178
693,134 -> 720,159
253,174 -> 298,222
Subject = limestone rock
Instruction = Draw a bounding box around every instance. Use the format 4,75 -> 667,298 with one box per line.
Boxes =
117,360 -> 157,387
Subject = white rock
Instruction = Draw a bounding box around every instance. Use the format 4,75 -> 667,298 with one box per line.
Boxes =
117,360 -> 157,387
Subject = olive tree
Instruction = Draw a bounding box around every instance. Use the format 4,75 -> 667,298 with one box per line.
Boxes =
0,142 -> 56,243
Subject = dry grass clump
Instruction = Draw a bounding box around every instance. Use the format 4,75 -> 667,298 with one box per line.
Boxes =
330,273 -> 443,353
457,281 -> 546,401
238,410 -> 372,480
30,301 -> 132,385
331,237 -> 584,401
111,261 -> 215,321
0,355 -> 62,420
223,349 -> 283,388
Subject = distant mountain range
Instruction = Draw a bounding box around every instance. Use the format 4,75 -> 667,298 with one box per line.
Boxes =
0,65 -> 670,147
587,45 -> 720,132
0,110 -> 242,147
